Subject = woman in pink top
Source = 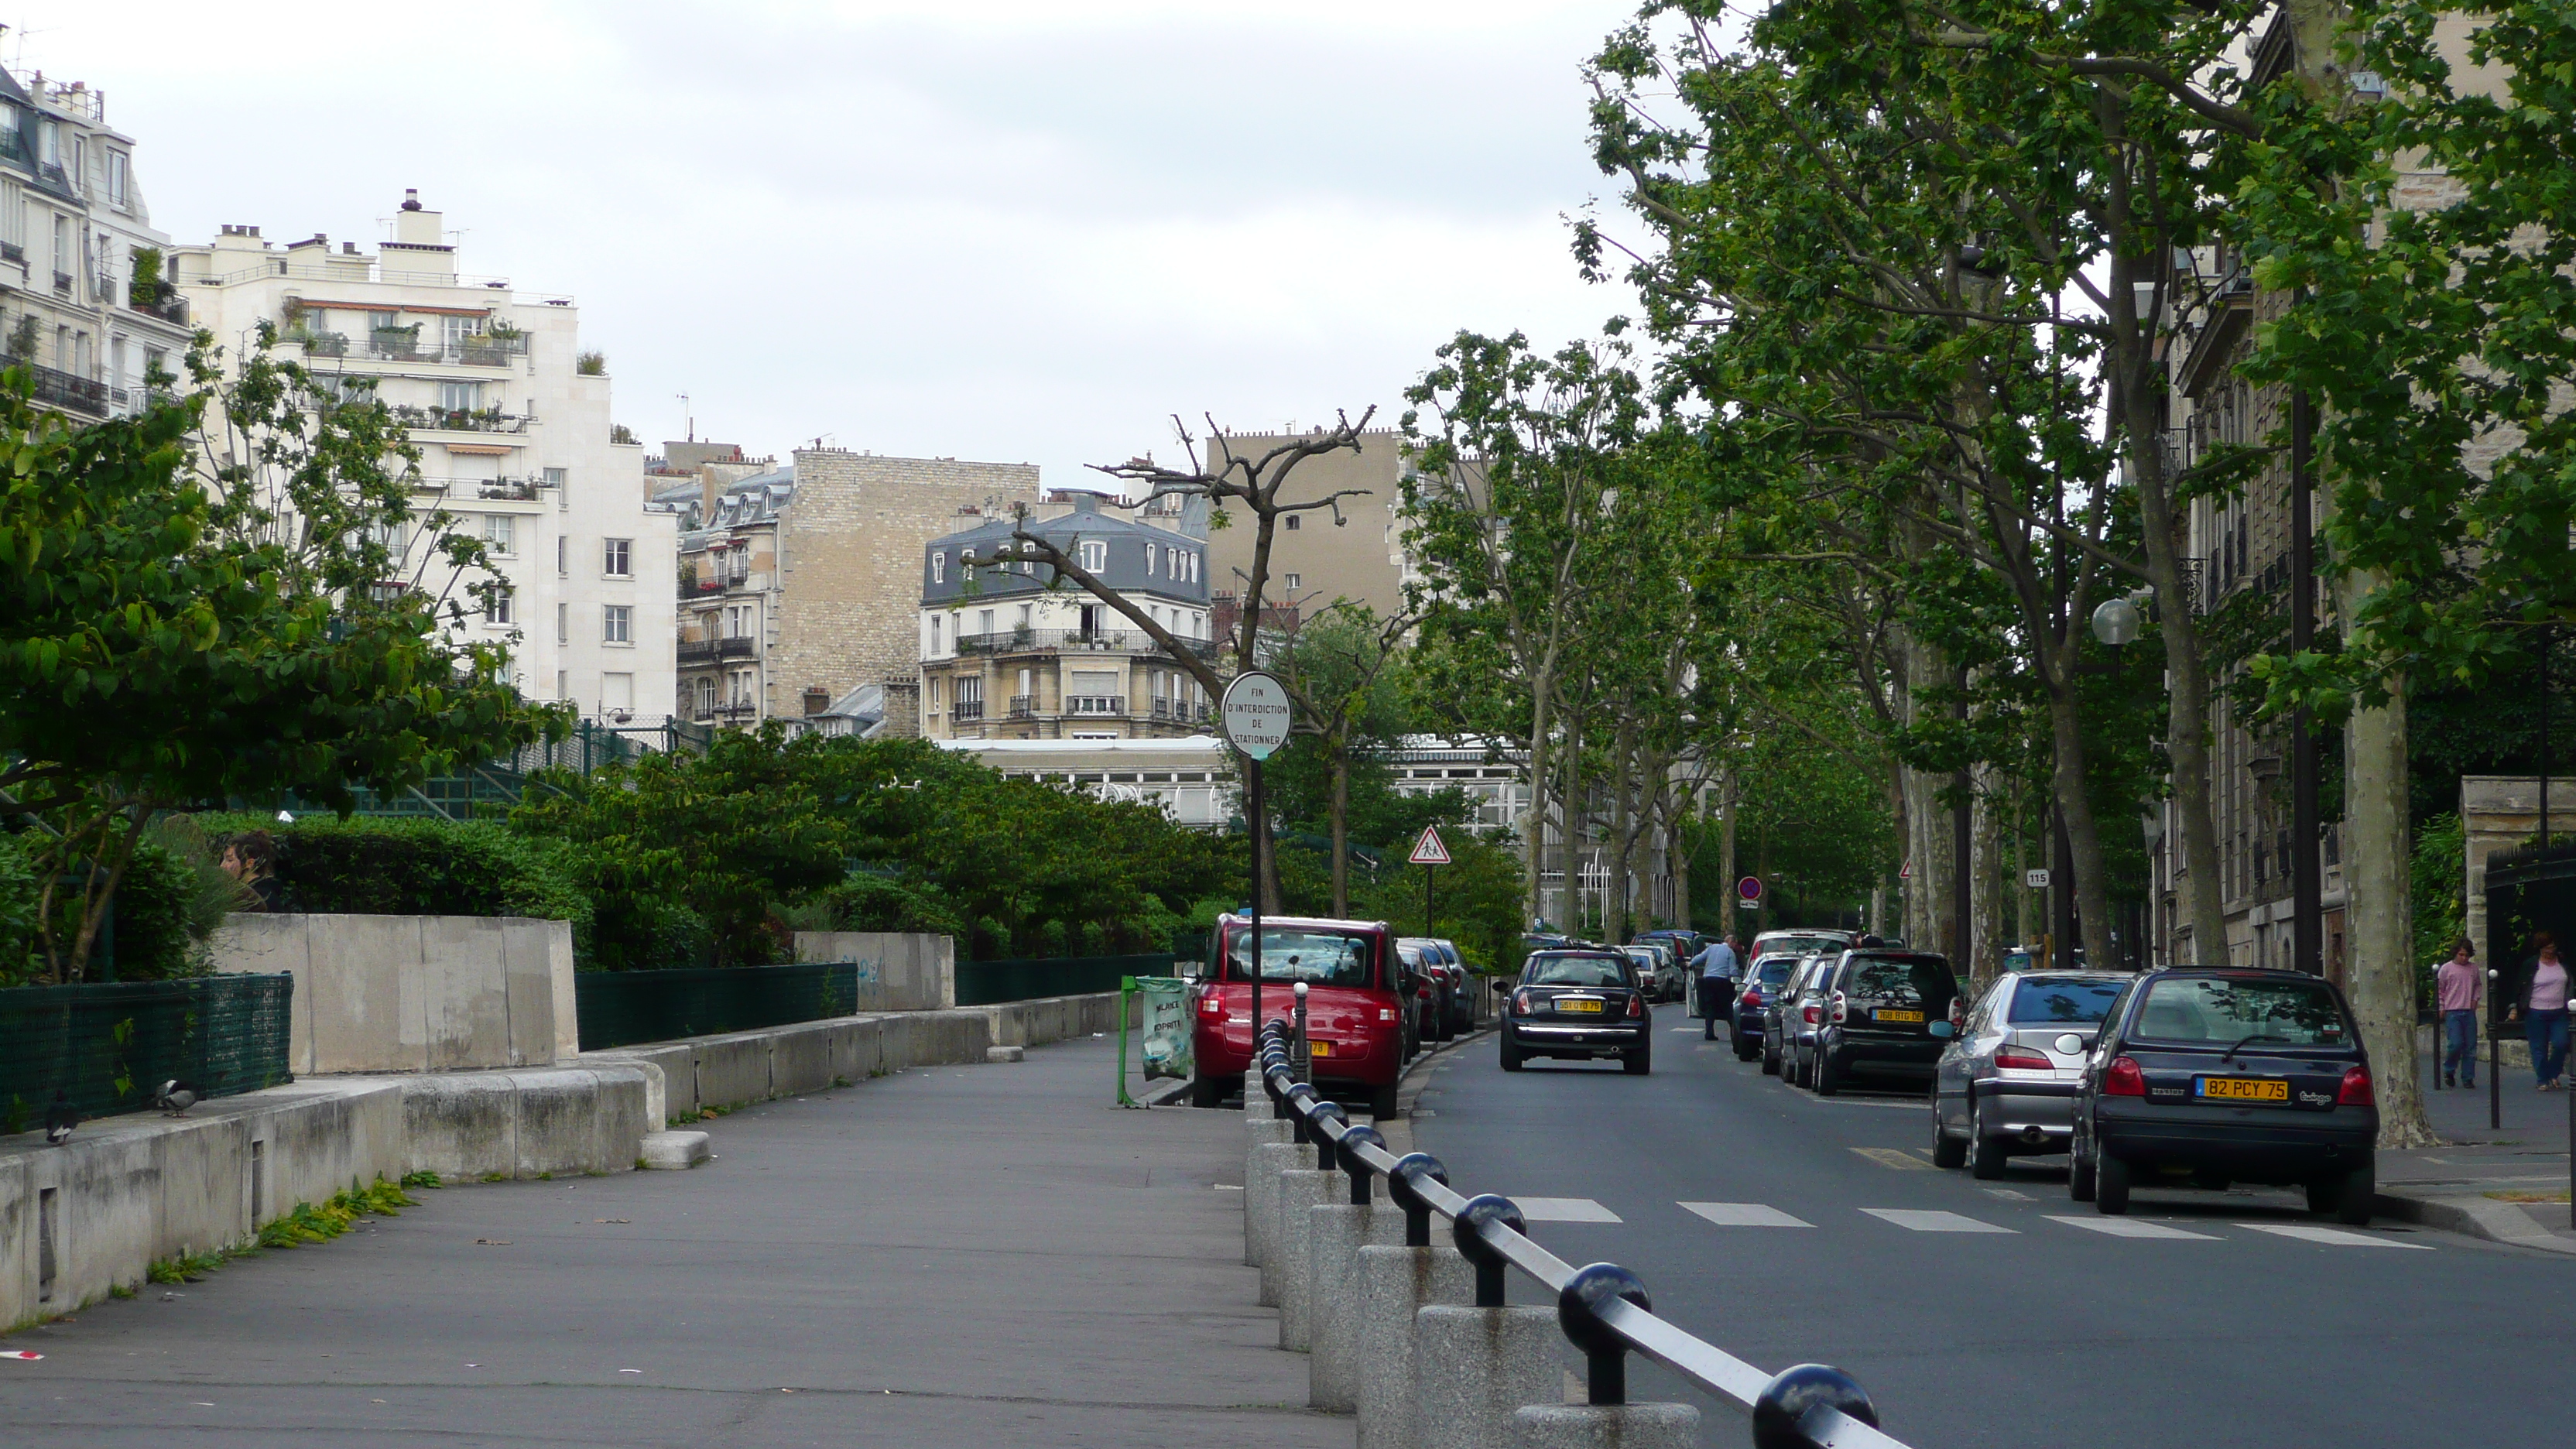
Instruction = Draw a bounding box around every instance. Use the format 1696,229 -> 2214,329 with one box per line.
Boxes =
2512,932 -> 2571,1090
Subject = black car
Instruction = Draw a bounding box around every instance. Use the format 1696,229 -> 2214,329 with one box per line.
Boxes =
1729,954 -> 1801,1062
1807,950 -> 1962,1096
2070,966 -> 2379,1223
1500,949 -> 1652,1074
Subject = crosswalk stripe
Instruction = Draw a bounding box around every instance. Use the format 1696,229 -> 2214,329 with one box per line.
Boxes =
1852,1147 -> 1933,1170
1680,1201 -> 1814,1228
1862,1208 -> 2016,1234
1514,1197 -> 1622,1223
2236,1223 -> 2433,1249
2045,1214 -> 2220,1240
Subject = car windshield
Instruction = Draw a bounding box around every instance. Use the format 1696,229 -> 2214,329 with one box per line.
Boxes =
2132,976 -> 2348,1046
1753,959 -> 1797,988
1762,934 -> 1846,957
1226,928 -> 1375,988
1526,954 -> 1629,988
2008,976 -> 2125,1025
1845,957 -> 1956,1007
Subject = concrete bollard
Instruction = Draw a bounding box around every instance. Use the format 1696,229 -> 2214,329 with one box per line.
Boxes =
1413,1305 -> 1563,1449
1244,1118 -> 1293,1267
1509,1403 -> 1701,1448
1355,1243 -> 1475,1449
1276,1168 -> 1340,1351
1250,1140 -> 1314,1307
1309,1197 -> 1401,1412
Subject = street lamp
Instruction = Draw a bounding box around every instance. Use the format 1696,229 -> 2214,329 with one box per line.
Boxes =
2089,589 -> 2151,647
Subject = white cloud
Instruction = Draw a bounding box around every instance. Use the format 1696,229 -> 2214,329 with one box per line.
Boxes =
15,0 -> 1632,479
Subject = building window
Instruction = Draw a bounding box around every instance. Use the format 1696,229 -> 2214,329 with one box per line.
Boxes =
544,467 -> 567,490
603,538 -> 632,577
695,677 -> 717,718
557,535 -> 567,574
603,605 -> 632,644
1285,514 -> 1301,530
1283,573 -> 1301,591
930,615 -> 943,653
1145,545 -> 1156,577
484,515 -> 516,557
556,602 -> 568,643
601,672 -> 634,711
1187,553 -> 1200,583
439,380 -> 481,413
557,670 -> 568,700
978,608 -> 994,637
1077,540 -> 1107,571
488,585 -> 514,625
931,551 -> 945,584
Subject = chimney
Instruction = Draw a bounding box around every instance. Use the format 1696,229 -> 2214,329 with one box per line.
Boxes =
392,190 -> 444,248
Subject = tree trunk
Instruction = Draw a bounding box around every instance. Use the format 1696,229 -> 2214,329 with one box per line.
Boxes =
2345,577 -> 2433,1146
1329,734 -> 1351,918
1559,704 -> 1587,934
2046,678 -> 2120,969
1671,789 -> 1695,932
1718,771 -> 1738,943
1971,763 -> 2004,995
2131,409 -> 2232,962
1523,680 -> 1554,931
1608,711 -> 1636,944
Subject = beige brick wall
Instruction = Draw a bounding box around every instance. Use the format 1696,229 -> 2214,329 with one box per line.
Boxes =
769,450 -> 1041,719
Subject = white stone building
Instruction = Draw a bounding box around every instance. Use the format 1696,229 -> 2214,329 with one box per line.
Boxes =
166,191 -> 677,725
0,67 -> 194,420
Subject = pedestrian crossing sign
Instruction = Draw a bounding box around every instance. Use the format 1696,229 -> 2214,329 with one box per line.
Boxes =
1409,825 -> 1452,865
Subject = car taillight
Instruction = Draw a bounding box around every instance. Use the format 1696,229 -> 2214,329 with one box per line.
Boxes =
1511,989 -> 1532,1017
1993,1044 -> 2053,1071
2103,1056 -> 2146,1097
1802,1003 -> 1821,1024
2338,1064 -> 2374,1105
1379,1009 -> 1396,1023
1201,995 -> 1223,1016
1625,993 -> 1643,1019
1830,992 -> 1848,1024
1739,988 -> 1762,1009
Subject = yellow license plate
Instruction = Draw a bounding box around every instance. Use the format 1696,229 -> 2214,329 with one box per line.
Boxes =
2197,1076 -> 2289,1102
1874,1009 -> 1925,1023
1306,1040 -> 1332,1058
1559,999 -> 1605,1013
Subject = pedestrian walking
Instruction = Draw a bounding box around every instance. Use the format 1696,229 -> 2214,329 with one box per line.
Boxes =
2434,938 -> 2481,1089
1694,934 -> 1741,1041
2507,931 -> 2572,1090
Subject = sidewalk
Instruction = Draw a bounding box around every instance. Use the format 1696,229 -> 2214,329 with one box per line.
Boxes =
2377,1025 -> 2576,1254
0,1034 -> 1346,1448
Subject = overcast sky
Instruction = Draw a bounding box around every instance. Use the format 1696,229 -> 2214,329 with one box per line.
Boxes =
19,1 -> 1636,487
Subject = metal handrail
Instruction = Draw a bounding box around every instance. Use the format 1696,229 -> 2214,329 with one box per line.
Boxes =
1252,1022 -> 1910,1449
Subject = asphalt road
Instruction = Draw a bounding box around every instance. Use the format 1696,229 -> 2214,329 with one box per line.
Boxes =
1413,1012 -> 2570,1449
0,1037 -> 1341,1449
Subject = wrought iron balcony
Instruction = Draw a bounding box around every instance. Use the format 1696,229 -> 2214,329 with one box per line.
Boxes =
388,404 -> 535,434
1066,695 -> 1126,717
953,698 -> 985,722
0,355 -> 108,417
677,636 -> 757,663
1007,694 -> 1034,718
952,626 -> 1218,662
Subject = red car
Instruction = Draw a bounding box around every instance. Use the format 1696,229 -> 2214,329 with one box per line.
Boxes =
1190,913 -> 1407,1117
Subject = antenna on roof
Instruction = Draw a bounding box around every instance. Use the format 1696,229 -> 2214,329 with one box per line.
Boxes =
676,393 -> 692,442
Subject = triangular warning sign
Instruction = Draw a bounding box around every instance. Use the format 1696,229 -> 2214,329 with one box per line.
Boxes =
1409,825 -> 1452,865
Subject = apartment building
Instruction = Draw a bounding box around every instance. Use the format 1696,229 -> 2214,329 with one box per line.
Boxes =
166,191 -> 678,724
919,492 -> 1217,741
670,446 -> 1041,731
0,68 -> 192,420
1201,427 -> 1420,624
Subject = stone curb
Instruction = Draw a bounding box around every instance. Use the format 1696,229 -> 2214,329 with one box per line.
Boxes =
2376,1187 -> 2576,1255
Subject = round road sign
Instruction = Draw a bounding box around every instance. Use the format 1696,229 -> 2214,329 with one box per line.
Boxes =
1220,670 -> 1293,761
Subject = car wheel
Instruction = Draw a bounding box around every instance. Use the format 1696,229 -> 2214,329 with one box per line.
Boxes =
1930,1091 -> 1968,1170
2068,1135 -> 2098,1201
1190,1074 -> 1226,1109
1734,1033 -> 1758,1062
1814,1050 -> 1840,1096
1368,1080 -> 1400,1119
1793,1052 -> 1814,1089
2095,1152 -> 2132,1215
1500,1040 -> 1525,1073
2334,1163 -> 2376,1225
1625,1047 -> 1652,1076
1967,1101 -> 2006,1180
1761,1040 -> 1781,1076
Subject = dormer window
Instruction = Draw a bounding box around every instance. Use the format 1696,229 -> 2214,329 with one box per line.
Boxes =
930,551 -> 945,584
1077,540 -> 1107,571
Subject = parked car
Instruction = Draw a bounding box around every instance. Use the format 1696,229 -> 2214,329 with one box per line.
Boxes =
1189,914 -> 1406,1116
1625,942 -> 1684,1002
1753,928 -> 1856,962
2068,966 -> 2379,1222
1731,953 -> 1802,1062
1805,949 -> 1962,1096
1633,929 -> 1707,979
1930,971 -> 2129,1177
1500,948 -> 1653,1074
1771,953 -> 1841,1085
1398,940 -> 1456,1043
1429,938 -> 1477,1031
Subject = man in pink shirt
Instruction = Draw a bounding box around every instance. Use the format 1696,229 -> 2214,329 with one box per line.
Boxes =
2436,940 -> 2481,1089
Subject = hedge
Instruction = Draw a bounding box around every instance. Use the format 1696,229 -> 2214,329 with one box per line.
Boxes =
197,813 -> 594,963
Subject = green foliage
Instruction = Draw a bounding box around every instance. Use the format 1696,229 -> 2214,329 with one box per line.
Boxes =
195,811 -> 595,958
576,351 -> 606,376
1351,828 -> 1530,977
259,1177 -> 416,1249
399,1169 -> 443,1189
2413,814 -> 2467,997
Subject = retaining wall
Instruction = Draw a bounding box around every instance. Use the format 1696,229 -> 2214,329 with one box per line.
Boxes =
211,914 -> 578,1074
791,931 -> 954,1010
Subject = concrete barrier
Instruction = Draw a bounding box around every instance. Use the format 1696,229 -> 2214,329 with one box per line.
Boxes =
1309,1197 -> 1399,1411
1276,1167 -> 1339,1351
1355,1243 -> 1475,1449
1415,1305 -> 1563,1449
210,914 -> 577,1074
1244,1118 -> 1291,1266
1249,1140 -> 1313,1308
793,931 -> 954,1009
1510,1404 -> 1700,1447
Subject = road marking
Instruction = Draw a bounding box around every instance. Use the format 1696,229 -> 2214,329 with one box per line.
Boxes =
1213,1184 -> 1244,1191
1862,1208 -> 2016,1233
1852,1147 -> 1933,1170
1680,1201 -> 1813,1228
2236,1223 -> 2434,1249
1515,1197 -> 1623,1223
1982,1188 -> 2034,1201
2045,1214 -> 2219,1240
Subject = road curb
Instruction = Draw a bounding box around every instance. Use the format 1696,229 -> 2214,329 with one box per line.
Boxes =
2375,1187 -> 2576,1255
1399,1025 -> 1496,1115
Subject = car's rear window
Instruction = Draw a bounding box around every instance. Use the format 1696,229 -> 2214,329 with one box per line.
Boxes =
1762,934 -> 1846,957
1527,954 -> 1630,988
1227,928 -> 1376,988
2008,977 -> 2126,1025
1842,956 -> 1957,1007
2132,976 -> 2348,1046
1754,959 -> 1797,988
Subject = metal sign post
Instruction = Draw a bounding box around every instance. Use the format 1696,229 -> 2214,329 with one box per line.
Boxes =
1411,826 -> 1451,940
1221,671 -> 1293,1040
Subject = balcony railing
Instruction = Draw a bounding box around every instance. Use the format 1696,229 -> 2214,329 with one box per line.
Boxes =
953,627 -> 1218,661
388,404 -> 535,435
0,355 -> 108,417
1067,696 -> 1126,717
331,332 -> 528,368
129,283 -> 189,326
51,270 -> 72,295
1148,699 -> 1212,724
0,242 -> 21,265
677,636 -> 758,664
953,698 -> 985,722
1007,694 -> 1034,719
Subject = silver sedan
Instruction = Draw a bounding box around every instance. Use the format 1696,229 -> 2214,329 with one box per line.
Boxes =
1930,971 -> 2131,1178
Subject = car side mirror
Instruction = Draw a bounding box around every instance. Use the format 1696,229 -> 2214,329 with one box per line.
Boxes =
1928,1020 -> 1957,1040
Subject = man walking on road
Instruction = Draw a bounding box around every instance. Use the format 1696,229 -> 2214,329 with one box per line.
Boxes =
1696,934 -> 1741,1041
2437,938 -> 2480,1089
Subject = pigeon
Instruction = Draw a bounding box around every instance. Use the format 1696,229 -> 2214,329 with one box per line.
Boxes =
156,1081 -> 201,1116
44,1090 -> 77,1145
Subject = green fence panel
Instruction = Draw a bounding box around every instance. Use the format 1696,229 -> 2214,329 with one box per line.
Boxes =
955,954 -> 1176,1007
575,961 -> 861,1050
0,975 -> 295,1129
